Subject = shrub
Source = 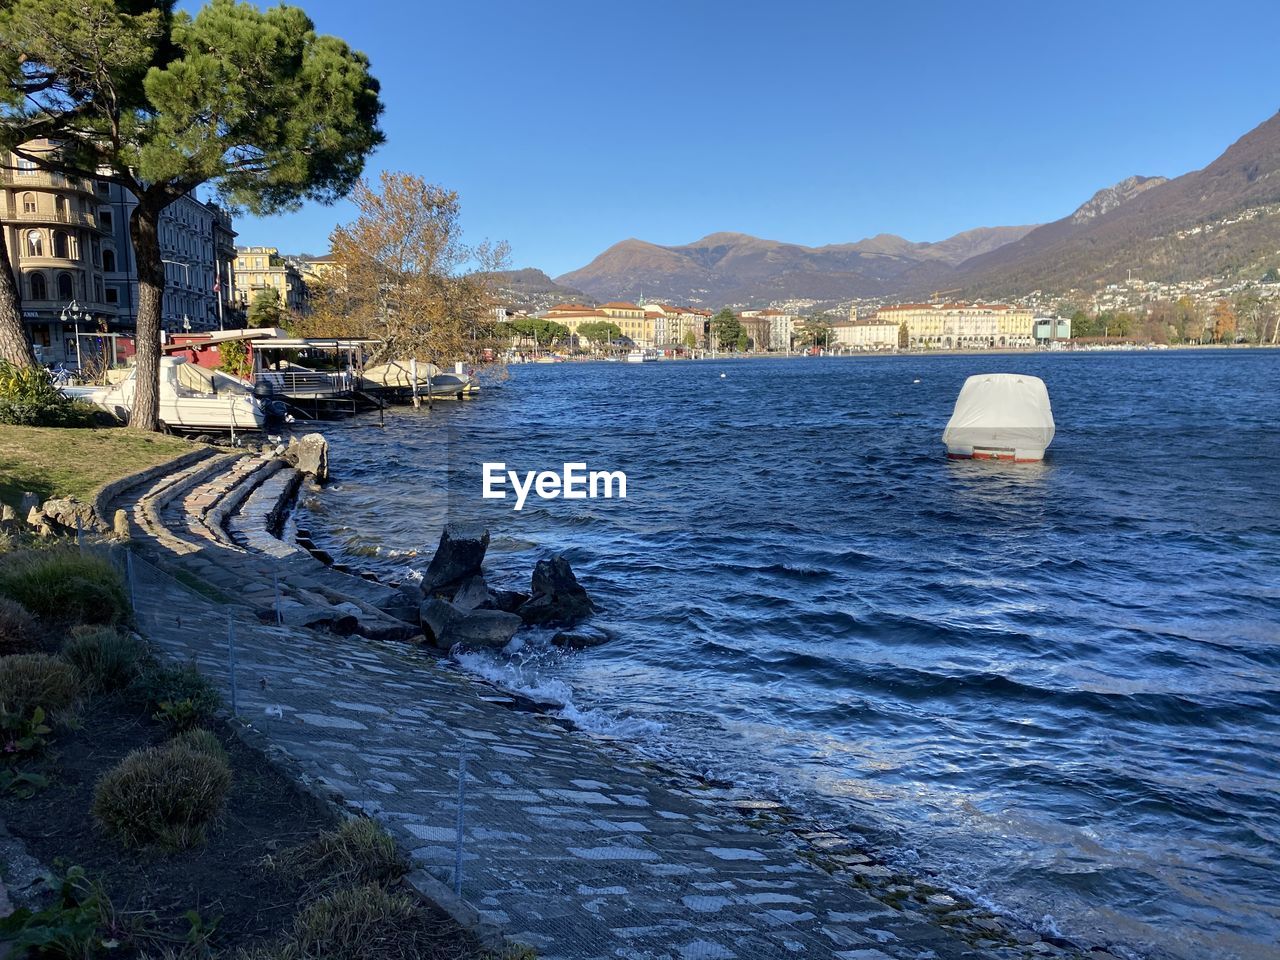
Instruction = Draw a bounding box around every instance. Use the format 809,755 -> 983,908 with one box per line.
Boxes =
0,597 -> 39,655
92,739 -> 232,849
132,662 -> 222,731
0,865 -> 109,956
237,884 -> 446,960
0,550 -> 131,627
0,360 -> 93,427
269,818 -> 407,897
171,727 -> 228,765
0,653 -> 79,719
62,627 -> 145,693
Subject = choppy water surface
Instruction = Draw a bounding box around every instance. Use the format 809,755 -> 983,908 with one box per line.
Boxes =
299,351 -> 1280,959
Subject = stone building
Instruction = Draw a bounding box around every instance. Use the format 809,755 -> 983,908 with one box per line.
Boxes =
876,302 -> 1035,349
1,138 -> 238,365
830,318 -> 900,351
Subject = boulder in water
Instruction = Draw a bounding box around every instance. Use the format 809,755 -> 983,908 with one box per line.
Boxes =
286,433 -> 329,482
551,624 -> 612,649
419,595 -> 520,650
518,555 -> 594,626
420,523 -> 490,597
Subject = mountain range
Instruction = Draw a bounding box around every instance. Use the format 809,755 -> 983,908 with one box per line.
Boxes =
491,111 -> 1280,309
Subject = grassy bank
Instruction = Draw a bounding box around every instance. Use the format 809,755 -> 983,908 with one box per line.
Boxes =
0,426 -> 194,506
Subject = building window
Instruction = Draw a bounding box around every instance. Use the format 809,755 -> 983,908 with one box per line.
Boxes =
28,272 -> 46,300
25,230 -> 42,257
52,231 -> 69,259
54,196 -> 68,221
16,157 -> 36,176
105,287 -> 119,304
56,272 -> 74,300
102,248 -> 116,272
99,210 -> 112,230
94,277 -> 104,303
96,181 -> 109,196
91,238 -> 101,268
21,192 -> 36,214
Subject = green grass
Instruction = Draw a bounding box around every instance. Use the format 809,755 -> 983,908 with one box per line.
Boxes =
0,426 -> 194,507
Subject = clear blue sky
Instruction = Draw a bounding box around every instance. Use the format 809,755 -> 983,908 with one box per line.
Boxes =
211,0 -> 1280,277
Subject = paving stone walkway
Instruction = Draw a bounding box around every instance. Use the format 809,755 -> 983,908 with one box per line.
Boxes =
107,452 -> 1027,960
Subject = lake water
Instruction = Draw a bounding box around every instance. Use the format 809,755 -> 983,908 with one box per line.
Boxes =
298,351 -> 1280,960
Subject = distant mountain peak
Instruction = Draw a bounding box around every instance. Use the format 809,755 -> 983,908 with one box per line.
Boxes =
1070,175 -> 1168,224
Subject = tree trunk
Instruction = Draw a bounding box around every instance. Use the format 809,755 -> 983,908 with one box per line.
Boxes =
129,202 -> 165,431
0,226 -> 36,367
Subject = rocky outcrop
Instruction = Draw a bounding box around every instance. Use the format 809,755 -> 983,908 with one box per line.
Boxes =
285,433 -> 329,483
551,625 -> 612,649
420,524 -> 490,597
419,596 -> 521,651
518,555 -> 594,626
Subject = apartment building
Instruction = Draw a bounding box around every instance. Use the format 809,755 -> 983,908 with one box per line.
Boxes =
1,139 -> 238,364
235,245 -> 307,315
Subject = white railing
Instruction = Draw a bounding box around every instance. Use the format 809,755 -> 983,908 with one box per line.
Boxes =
253,370 -> 353,397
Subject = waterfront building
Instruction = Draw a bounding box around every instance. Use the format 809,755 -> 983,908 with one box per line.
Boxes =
1,142 -> 115,364
876,302 -> 1035,349
598,302 -> 653,347
831,319 -> 899,351
235,245 -> 308,315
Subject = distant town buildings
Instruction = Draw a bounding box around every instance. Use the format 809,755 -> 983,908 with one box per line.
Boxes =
875,302 -> 1035,349
234,245 -> 308,315
830,318 -> 899,351
544,301 -> 710,349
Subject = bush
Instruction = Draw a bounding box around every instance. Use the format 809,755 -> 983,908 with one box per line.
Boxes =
237,884 -> 446,960
270,818 -> 407,897
92,739 -> 232,849
0,360 -> 94,427
0,597 -> 39,655
0,550 -> 131,627
62,627 -> 144,693
171,726 -> 228,765
0,653 -> 79,718
131,661 -> 222,731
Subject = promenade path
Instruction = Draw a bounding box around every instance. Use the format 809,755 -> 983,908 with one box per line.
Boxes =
106,446 -> 1057,960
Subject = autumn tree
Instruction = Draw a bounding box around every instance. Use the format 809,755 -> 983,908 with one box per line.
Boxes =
0,0 -> 383,429
1211,300 -> 1237,343
681,329 -> 698,351
303,171 -> 509,367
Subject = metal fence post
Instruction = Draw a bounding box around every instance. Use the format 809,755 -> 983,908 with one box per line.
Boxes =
227,615 -> 238,717
273,561 -> 283,626
454,749 -> 467,897
125,550 -> 137,614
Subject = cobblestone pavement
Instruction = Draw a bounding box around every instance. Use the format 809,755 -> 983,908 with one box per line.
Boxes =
110,452 -> 1031,960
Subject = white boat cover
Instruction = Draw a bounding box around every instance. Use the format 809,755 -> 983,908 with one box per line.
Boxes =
942,374 -> 1055,459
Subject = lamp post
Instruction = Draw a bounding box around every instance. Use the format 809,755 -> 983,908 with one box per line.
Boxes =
60,298 -> 86,370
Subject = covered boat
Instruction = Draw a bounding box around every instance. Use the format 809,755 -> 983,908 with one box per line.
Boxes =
69,356 -> 271,431
942,373 -> 1055,462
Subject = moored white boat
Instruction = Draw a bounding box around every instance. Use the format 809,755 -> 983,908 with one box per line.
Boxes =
65,356 -> 269,431
625,349 -> 658,363
942,373 -> 1055,462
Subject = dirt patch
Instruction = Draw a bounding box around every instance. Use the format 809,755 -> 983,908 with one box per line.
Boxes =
1,695 -> 335,954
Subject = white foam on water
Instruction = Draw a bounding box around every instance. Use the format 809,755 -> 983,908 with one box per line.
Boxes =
451,650 -> 664,739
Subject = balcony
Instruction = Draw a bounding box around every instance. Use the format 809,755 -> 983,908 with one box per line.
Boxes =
7,207 -> 100,229
0,168 -> 99,193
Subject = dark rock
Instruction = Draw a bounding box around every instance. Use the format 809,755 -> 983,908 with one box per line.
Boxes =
419,597 -> 460,646
452,574 -> 496,612
418,596 -> 521,651
448,609 -> 522,650
420,523 -> 490,596
519,555 -> 594,626
491,589 -> 530,614
550,625 -> 612,649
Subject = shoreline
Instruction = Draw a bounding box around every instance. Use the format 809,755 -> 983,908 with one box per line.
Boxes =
285,447 -> 1137,960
